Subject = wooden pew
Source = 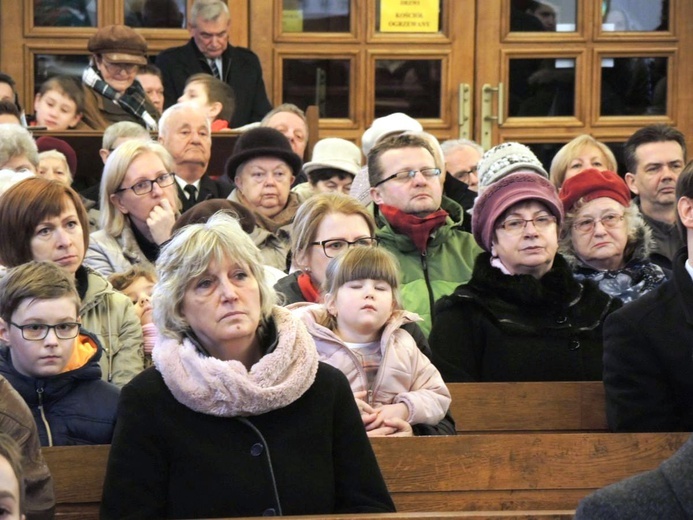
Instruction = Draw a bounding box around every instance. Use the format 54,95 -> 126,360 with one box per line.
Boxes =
42,432 -> 687,519
30,105 -> 320,192
448,382 -> 608,433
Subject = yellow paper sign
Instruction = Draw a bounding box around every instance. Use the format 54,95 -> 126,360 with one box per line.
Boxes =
282,9 -> 304,33
380,0 -> 440,33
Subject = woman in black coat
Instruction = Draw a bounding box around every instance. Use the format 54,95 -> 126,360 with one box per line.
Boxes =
100,213 -> 394,519
429,172 -> 620,382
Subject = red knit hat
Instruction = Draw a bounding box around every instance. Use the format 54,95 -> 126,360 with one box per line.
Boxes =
559,168 -> 631,212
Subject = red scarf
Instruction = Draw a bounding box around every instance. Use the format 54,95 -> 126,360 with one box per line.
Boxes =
379,204 -> 449,253
297,272 -> 321,303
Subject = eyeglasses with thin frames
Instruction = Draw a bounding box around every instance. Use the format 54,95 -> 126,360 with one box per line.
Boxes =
115,172 -> 176,196
100,59 -> 139,75
573,213 -> 625,234
450,165 -> 477,184
496,215 -> 557,235
10,322 -> 80,341
373,168 -> 441,188
309,237 -> 380,258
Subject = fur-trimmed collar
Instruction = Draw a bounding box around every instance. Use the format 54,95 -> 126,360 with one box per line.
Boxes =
561,221 -> 655,269
461,252 -> 582,307
152,306 -> 319,417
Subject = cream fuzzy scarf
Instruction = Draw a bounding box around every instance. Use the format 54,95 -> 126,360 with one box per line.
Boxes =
153,306 -> 319,417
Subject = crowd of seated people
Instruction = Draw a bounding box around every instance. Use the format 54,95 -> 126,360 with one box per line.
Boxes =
0,0 -> 691,517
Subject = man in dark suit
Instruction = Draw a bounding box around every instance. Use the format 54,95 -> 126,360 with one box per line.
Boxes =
155,0 -> 272,127
575,434 -> 693,519
158,102 -> 231,213
602,160 -> 693,432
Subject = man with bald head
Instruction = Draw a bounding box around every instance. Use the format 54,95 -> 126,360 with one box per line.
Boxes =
158,102 -> 231,212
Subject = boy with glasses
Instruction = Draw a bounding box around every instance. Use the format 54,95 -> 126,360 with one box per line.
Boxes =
0,261 -> 119,446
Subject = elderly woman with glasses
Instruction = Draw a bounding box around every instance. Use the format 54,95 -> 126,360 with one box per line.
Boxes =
100,212 -> 395,519
429,172 -> 621,382
81,25 -> 159,131
558,169 -> 667,303
85,140 -> 180,278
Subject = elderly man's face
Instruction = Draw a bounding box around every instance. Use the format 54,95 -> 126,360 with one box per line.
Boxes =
264,111 -> 307,158
370,146 -> 443,217
235,157 -> 294,219
445,145 -> 481,192
190,14 -> 230,59
159,108 -> 211,178
95,56 -> 138,93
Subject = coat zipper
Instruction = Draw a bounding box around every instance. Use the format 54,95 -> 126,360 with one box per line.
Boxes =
36,384 -> 53,447
421,250 -> 436,326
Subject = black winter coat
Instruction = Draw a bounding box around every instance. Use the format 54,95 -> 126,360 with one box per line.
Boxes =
100,363 -> 395,519
603,247 -> 693,432
429,252 -> 620,382
0,331 -> 120,446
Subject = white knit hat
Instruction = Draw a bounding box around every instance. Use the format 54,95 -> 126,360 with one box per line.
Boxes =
476,142 -> 548,190
303,138 -> 361,177
361,113 -> 422,155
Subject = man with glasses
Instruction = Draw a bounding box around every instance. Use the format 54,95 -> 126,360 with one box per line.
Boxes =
367,133 -> 482,336
0,261 -> 120,446
624,124 -> 688,267
158,103 -> 231,212
156,0 -> 272,127
82,25 -> 159,130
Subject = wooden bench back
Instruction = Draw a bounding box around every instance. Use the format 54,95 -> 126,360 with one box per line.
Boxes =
31,104 -> 320,192
42,432 -> 686,519
447,382 -> 608,433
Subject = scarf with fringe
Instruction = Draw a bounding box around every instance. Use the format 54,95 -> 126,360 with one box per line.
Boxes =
82,66 -> 158,131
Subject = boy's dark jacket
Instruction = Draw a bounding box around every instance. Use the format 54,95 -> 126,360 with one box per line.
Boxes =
0,329 -> 120,446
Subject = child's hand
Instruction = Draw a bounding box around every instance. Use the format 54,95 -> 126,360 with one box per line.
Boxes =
147,198 -> 176,245
375,403 -> 409,423
366,418 -> 413,437
353,391 -> 379,428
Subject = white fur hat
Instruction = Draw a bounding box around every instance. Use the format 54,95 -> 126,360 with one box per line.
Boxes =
303,138 -> 361,177
476,142 -> 548,190
361,113 -> 422,155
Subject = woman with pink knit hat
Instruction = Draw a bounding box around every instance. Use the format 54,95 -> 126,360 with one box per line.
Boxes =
559,168 -> 667,303
429,172 -> 620,382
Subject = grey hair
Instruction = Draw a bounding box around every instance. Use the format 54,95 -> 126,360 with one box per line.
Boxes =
190,0 -> 229,26
153,212 -> 277,339
102,121 -> 151,150
158,101 -> 211,138
440,138 -> 485,158
559,199 -> 646,264
0,124 -> 39,168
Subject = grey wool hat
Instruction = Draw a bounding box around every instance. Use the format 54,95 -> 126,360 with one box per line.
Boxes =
476,142 -> 549,191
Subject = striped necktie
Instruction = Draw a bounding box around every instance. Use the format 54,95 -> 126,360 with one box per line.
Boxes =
208,59 -> 221,80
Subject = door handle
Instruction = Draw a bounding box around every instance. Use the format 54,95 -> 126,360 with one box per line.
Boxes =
481,82 -> 504,149
458,83 -> 471,139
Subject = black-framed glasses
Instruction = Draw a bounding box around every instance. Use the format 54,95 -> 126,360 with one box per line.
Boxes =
10,322 -> 80,341
115,172 -> 176,196
310,237 -> 380,258
573,213 -> 625,233
373,167 -> 441,188
450,165 -> 478,184
496,215 -> 557,235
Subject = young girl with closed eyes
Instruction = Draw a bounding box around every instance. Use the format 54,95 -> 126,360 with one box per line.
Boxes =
290,246 -> 450,437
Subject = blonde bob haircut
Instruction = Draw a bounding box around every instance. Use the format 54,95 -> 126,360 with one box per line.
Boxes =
549,135 -> 618,188
290,192 -> 375,270
100,139 -> 178,236
153,212 -> 277,339
320,246 -> 401,330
